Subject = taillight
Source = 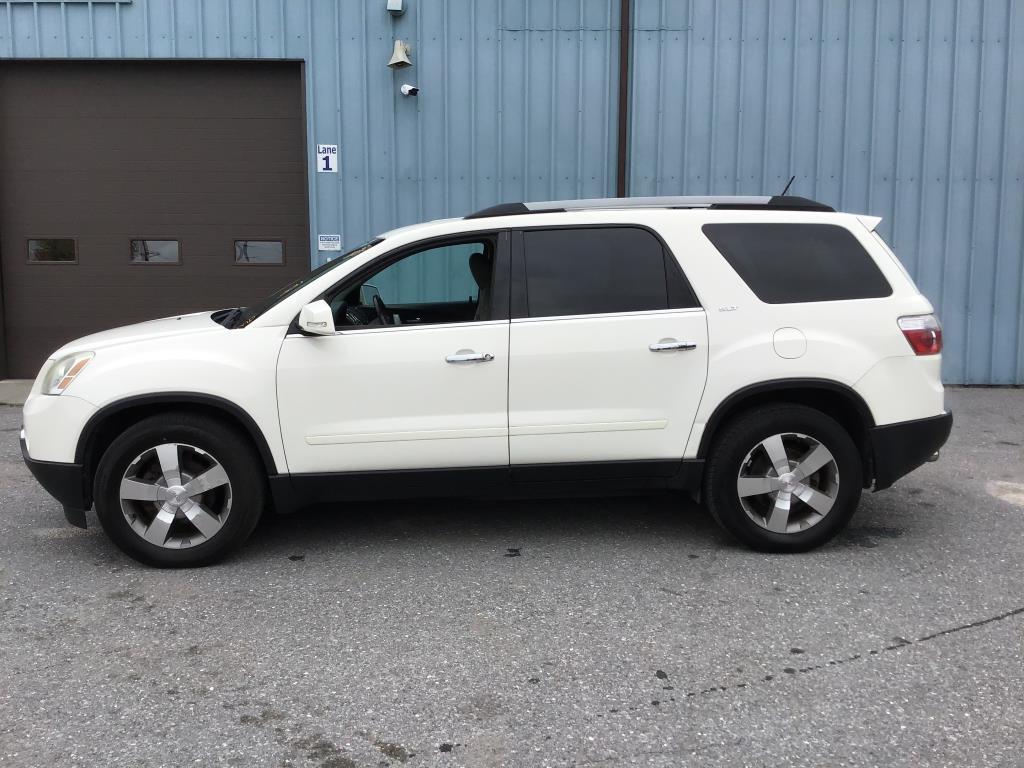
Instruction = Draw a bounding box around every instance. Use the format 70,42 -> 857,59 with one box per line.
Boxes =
898,314 -> 943,355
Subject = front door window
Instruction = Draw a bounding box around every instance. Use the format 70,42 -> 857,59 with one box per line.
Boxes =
329,238 -> 497,328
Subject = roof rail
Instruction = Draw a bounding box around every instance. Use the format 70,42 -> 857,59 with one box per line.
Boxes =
464,195 -> 834,219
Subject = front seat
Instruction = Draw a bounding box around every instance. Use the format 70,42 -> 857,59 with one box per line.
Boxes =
468,252 -> 492,321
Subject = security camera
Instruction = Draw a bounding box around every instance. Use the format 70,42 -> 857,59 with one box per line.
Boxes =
400,83 -> 419,96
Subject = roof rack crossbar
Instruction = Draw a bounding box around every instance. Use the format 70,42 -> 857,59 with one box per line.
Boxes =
464,195 -> 834,219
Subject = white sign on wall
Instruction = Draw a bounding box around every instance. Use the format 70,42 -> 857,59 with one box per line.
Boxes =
316,144 -> 338,173
318,234 -> 342,252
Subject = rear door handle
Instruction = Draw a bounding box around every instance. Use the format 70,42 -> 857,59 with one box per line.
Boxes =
446,350 -> 494,364
649,339 -> 697,352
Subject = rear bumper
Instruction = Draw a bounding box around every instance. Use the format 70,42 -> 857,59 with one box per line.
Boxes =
870,411 -> 952,491
21,432 -> 91,525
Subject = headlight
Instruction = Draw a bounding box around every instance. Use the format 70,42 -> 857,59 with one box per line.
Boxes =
43,352 -> 94,395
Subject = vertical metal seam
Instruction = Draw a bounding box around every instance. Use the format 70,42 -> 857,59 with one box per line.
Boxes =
223,0 -> 230,57
278,0 -> 285,57
32,1 -> 40,57
169,0 -> 176,57
707,0 -> 719,193
787,0 -> 799,191
890,0 -> 907,248
62,1 -> 69,56
760,0 -> 774,191
496,0 -> 504,202
653,1 -> 665,195
196,0 -> 204,56
523,1 -> 530,200
938,0 -> 961,377
251,0 -> 258,57
601,0 -> 611,195
812,0 -> 827,199
912,0 -> 934,279
442,0 -> 450,213
614,0 -> 630,196
681,0 -> 692,191
963,0 -> 987,381
548,4 -> 557,199
358,0 -> 371,233
304,0 -> 320,264
389,6 -> 398,226
837,0 -> 854,209
734,0 -> 745,194
575,0 -> 584,199
142,0 -> 149,57
115,0 -> 123,57
333,0 -> 344,245
866,0 -> 881,211
5,2 -> 13,57
990,0 -> 1015,381
416,0 -> 425,220
470,0 -> 477,209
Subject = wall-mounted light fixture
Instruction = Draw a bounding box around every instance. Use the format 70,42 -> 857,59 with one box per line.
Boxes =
387,40 -> 412,68
387,0 -> 405,17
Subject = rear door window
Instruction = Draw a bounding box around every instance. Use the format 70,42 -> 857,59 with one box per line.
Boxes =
702,223 -> 891,303
520,226 -> 696,318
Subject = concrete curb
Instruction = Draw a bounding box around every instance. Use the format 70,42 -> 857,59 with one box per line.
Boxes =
0,380 -> 32,406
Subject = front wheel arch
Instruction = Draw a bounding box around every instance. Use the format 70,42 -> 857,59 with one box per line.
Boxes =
76,394 -> 279,508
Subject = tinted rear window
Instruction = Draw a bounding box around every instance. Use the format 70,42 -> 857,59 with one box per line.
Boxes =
522,226 -> 695,318
702,223 -> 891,303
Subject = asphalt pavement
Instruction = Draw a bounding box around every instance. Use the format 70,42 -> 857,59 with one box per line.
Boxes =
1,387 -> 1022,767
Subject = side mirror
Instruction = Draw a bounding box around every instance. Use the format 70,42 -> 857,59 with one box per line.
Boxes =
297,300 -> 336,336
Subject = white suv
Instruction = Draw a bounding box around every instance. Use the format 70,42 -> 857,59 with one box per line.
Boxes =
21,196 -> 951,566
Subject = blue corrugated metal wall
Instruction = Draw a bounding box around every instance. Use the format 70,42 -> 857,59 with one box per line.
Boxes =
1,0 -> 1022,383
630,0 -> 1024,384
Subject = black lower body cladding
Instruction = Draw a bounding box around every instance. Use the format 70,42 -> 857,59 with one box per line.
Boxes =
870,412 -> 953,490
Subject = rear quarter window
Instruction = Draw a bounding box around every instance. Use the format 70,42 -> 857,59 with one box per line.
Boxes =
702,223 -> 892,303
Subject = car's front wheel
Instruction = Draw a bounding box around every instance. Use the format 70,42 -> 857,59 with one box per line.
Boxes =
704,404 -> 863,552
94,413 -> 265,567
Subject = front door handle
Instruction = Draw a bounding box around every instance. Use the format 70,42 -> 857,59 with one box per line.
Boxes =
649,339 -> 697,352
446,350 -> 494,364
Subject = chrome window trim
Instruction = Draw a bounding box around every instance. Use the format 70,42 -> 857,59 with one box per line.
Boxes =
510,307 -> 706,324
284,318 -> 509,339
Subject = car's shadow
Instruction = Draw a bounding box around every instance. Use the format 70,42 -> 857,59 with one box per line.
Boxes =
239,492 -> 728,560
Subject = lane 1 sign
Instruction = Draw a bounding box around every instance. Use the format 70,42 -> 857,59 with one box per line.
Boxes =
317,144 -> 338,173
318,234 -> 342,251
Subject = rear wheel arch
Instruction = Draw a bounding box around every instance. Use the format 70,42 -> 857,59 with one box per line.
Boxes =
697,379 -> 876,488
76,394 -> 279,505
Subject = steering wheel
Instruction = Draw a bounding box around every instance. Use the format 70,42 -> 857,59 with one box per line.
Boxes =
372,294 -> 394,325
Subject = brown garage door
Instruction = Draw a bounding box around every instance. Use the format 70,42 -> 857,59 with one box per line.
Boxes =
0,60 -> 310,378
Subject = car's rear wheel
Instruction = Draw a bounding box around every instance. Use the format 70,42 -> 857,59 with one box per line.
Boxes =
704,404 -> 862,552
94,413 -> 265,567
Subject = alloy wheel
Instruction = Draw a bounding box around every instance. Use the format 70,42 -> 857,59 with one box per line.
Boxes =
736,432 -> 839,534
119,443 -> 233,549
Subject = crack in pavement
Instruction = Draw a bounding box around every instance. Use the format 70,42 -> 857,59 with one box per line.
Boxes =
604,604 -> 1024,715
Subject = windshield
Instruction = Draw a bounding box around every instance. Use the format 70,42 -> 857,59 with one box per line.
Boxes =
225,239 -> 383,328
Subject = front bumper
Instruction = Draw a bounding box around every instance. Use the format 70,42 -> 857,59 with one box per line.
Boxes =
870,411 -> 953,491
21,433 -> 91,527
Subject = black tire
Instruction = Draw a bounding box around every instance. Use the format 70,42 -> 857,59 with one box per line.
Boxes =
704,404 -> 862,552
93,412 -> 266,567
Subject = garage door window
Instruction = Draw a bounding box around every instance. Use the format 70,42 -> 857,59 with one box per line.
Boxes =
235,240 -> 284,265
27,239 -> 76,263
130,240 -> 180,264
